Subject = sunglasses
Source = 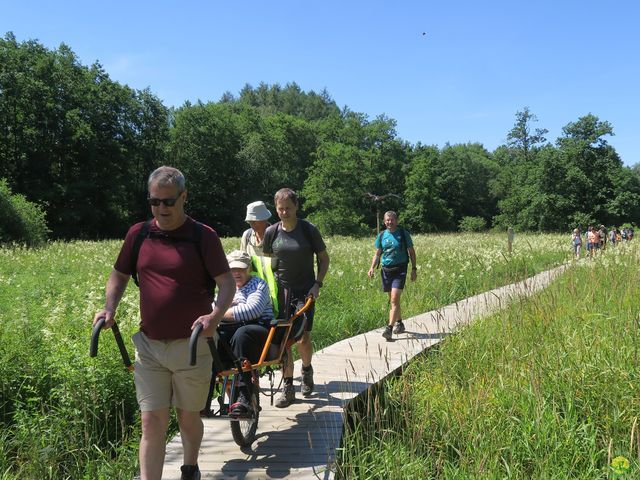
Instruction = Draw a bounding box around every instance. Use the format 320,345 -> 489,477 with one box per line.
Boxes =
147,194 -> 181,207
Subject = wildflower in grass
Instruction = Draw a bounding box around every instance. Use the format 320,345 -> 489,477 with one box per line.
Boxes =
611,455 -> 630,475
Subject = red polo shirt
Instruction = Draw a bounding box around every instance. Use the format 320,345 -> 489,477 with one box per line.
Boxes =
114,217 -> 229,340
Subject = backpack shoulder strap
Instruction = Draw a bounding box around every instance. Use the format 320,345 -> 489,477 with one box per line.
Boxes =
192,221 -> 216,293
242,228 -> 252,247
131,220 -> 153,287
300,219 -> 316,251
400,227 -> 407,252
263,221 -> 282,254
193,220 -> 204,245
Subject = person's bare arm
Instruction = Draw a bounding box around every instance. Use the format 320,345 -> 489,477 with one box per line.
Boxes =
308,250 -> 330,299
92,269 -> 130,328
368,248 -> 382,278
408,247 -> 417,282
192,271 -> 235,336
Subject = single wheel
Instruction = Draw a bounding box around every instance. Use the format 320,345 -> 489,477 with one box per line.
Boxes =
230,382 -> 260,447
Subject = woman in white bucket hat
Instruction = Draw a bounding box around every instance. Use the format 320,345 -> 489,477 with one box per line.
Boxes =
240,201 -> 272,256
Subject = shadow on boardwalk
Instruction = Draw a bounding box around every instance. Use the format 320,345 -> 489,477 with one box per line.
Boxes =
216,380 -> 371,480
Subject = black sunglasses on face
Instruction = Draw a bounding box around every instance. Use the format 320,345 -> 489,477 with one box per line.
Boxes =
147,195 -> 181,207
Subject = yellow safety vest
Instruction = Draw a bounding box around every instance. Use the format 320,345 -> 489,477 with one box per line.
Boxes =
251,255 -> 279,316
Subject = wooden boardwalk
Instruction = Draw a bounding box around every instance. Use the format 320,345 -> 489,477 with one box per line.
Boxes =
162,266 -> 566,479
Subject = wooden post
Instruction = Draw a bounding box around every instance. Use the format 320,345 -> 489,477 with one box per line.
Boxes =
507,227 -> 514,254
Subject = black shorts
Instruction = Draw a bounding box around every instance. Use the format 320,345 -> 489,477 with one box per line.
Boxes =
381,263 -> 408,292
278,287 -> 315,332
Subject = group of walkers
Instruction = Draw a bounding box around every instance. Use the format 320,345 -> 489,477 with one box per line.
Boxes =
571,225 -> 634,259
92,165 -> 417,480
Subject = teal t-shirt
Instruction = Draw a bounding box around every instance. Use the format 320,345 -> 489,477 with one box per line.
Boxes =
375,228 -> 413,267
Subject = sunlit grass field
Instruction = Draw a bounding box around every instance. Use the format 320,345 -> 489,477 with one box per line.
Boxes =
0,232 -> 570,478
338,241 -> 640,479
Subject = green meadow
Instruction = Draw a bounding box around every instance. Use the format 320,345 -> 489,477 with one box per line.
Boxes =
0,233 -> 578,478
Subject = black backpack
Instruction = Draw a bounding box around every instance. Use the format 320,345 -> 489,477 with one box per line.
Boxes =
130,219 -> 215,292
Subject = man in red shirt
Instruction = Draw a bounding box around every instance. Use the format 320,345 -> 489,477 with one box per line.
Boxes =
93,166 -> 234,480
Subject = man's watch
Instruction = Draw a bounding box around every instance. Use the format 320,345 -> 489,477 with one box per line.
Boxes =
314,280 -> 323,288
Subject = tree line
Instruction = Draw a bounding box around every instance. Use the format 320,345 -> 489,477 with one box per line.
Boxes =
1,32 -> 639,242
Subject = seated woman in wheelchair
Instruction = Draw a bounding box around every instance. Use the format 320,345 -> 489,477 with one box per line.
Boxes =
216,250 -> 273,416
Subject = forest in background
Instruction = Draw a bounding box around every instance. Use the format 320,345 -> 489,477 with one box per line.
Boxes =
1,32 -> 639,241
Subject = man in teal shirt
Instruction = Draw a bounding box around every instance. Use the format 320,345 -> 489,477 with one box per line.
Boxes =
367,211 -> 417,341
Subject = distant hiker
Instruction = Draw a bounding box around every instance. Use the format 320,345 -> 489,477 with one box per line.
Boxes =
367,211 -> 417,341
571,228 -> 582,259
262,188 -> 330,408
240,201 -> 272,256
588,226 -> 599,257
92,166 -> 235,480
609,228 -> 617,246
599,225 -> 607,250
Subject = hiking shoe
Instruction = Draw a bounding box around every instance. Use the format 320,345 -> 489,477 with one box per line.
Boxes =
393,320 -> 405,335
180,464 -> 201,480
382,325 -> 393,341
301,365 -> 314,397
275,383 -> 295,408
229,391 -> 252,418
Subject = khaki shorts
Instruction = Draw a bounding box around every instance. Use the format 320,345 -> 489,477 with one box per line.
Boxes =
132,331 -> 212,412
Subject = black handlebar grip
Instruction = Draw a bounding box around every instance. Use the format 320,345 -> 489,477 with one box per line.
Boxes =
189,323 -> 203,366
90,317 -> 106,357
111,322 -> 132,369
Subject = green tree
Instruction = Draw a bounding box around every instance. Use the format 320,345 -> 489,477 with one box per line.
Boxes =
492,108 -> 549,230
260,113 -> 318,195
302,142 -> 369,235
0,34 -> 169,238
403,145 -> 451,232
303,112 -> 409,235
556,113 -> 620,226
606,167 -> 640,225
237,82 -> 339,121
431,143 -> 497,230
169,102 -> 244,235
506,106 -> 548,162
494,113 -> 633,231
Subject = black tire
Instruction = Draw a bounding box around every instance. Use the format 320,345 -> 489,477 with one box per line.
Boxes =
230,383 -> 260,447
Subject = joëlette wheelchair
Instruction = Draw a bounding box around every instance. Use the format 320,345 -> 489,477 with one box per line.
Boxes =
189,292 -> 313,447
90,292 -> 313,448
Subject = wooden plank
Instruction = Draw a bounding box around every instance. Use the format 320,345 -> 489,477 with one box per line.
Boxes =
161,266 -> 565,479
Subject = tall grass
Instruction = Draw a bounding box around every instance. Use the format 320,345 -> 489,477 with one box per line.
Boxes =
338,242 -> 640,479
0,241 -> 140,479
0,232 -> 569,478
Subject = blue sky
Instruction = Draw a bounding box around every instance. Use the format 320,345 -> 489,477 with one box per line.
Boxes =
3,1 -> 639,165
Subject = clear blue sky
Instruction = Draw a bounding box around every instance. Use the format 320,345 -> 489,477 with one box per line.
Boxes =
3,0 -> 639,165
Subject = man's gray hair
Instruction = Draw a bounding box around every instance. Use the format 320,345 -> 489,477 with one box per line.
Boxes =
148,166 -> 186,192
